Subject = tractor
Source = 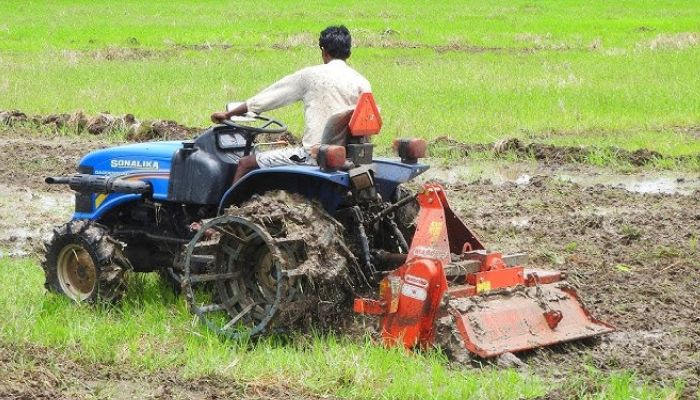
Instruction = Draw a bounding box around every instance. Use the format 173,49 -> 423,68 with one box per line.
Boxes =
43,94 -> 612,358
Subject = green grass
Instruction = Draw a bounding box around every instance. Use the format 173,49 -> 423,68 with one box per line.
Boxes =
0,0 -> 699,163
0,256 -> 681,399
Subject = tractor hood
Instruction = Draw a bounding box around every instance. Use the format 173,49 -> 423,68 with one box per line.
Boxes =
78,141 -> 182,175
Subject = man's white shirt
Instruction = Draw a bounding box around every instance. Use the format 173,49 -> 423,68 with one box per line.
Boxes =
246,59 -> 371,151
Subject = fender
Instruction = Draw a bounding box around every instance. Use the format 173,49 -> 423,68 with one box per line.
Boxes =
218,166 -> 350,214
218,160 -> 429,214
371,158 -> 430,200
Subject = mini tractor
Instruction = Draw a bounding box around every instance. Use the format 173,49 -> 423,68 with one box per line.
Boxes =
44,94 -> 613,358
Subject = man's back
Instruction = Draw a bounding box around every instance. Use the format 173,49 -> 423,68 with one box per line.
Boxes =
247,59 -> 371,150
212,25 -> 371,183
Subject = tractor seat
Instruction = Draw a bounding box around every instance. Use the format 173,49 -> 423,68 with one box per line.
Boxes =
319,92 -> 382,166
320,107 -> 355,147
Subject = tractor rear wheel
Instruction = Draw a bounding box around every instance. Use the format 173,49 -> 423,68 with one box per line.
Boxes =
182,191 -> 360,339
42,220 -> 130,303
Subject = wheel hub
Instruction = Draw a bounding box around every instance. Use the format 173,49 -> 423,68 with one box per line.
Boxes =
56,244 -> 96,301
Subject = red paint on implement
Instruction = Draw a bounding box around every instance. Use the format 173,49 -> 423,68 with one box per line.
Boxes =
354,182 -> 614,357
452,284 -> 614,357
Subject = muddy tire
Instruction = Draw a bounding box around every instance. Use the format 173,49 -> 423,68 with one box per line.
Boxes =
42,220 -> 130,303
183,191 -> 359,339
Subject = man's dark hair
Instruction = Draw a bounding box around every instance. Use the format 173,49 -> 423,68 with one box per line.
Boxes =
319,25 -> 352,60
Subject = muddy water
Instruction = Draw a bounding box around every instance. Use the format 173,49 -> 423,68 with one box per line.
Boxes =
420,159 -> 700,195
558,174 -> 700,195
0,184 -> 72,256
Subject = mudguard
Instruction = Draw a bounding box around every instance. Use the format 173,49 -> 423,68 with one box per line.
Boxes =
218,159 -> 429,214
372,158 -> 429,200
218,166 -> 350,214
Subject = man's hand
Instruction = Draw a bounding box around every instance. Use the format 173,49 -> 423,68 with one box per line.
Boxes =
211,103 -> 249,124
211,111 -> 229,123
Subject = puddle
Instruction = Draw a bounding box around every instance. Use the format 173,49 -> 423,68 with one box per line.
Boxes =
557,174 -> 699,195
510,217 -> 530,228
422,161 -> 700,195
421,160 -> 539,186
0,184 -> 72,257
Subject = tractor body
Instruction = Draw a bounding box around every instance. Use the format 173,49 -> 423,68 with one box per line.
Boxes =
48,122 -> 427,277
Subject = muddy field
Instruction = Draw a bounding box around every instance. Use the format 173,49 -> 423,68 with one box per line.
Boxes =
0,132 -> 699,397
437,170 -> 700,394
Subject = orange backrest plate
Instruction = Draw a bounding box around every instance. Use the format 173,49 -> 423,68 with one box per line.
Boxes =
348,92 -> 382,136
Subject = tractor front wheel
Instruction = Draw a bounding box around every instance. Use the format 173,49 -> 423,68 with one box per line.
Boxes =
42,220 -> 131,303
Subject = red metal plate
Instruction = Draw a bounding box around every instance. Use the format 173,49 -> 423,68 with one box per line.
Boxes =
449,284 -> 614,358
348,92 -> 382,136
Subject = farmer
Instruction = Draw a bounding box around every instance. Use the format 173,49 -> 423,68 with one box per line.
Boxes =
211,25 -> 371,183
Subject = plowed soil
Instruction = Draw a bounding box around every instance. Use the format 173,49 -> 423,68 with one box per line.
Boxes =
1,132 -> 698,397
436,175 -> 700,394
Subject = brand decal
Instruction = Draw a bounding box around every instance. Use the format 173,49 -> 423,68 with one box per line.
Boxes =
428,221 -> 443,242
404,274 -> 429,288
413,246 -> 449,261
110,159 -> 160,170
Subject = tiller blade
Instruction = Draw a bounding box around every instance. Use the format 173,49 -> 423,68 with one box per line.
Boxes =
448,279 -> 614,358
354,183 -> 614,358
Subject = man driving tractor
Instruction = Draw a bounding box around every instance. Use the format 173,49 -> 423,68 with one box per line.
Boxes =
211,25 -> 371,183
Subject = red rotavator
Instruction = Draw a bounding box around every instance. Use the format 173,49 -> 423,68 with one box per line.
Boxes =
354,183 -> 614,357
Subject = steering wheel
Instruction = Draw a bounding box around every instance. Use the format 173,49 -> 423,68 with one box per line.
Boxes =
219,114 -> 288,156
220,114 -> 287,135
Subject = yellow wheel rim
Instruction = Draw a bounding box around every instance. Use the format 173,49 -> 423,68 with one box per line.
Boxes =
56,244 -> 96,301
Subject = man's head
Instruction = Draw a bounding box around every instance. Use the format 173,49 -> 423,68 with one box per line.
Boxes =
319,25 -> 351,63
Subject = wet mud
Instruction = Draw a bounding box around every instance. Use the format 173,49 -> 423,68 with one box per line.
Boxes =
1,133 -> 699,395
427,173 -> 700,394
0,136 -> 110,191
432,136 -> 700,167
0,109 -> 197,139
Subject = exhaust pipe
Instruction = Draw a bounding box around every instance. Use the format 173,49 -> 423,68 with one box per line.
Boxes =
45,174 -> 151,194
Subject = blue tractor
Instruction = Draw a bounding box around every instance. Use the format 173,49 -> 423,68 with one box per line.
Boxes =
44,105 -> 429,338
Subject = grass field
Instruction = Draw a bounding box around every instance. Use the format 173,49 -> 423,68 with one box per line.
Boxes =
0,257 -> 679,399
1,1 -> 699,160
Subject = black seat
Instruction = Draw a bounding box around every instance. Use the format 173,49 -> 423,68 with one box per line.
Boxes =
320,108 -> 373,166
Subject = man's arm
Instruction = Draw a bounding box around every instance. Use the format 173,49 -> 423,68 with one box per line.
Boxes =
211,71 -> 305,123
211,102 -> 248,123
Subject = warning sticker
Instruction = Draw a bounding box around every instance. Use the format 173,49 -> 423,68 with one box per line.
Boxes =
476,280 -> 492,293
404,274 -> 429,288
401,284 -> 428,301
